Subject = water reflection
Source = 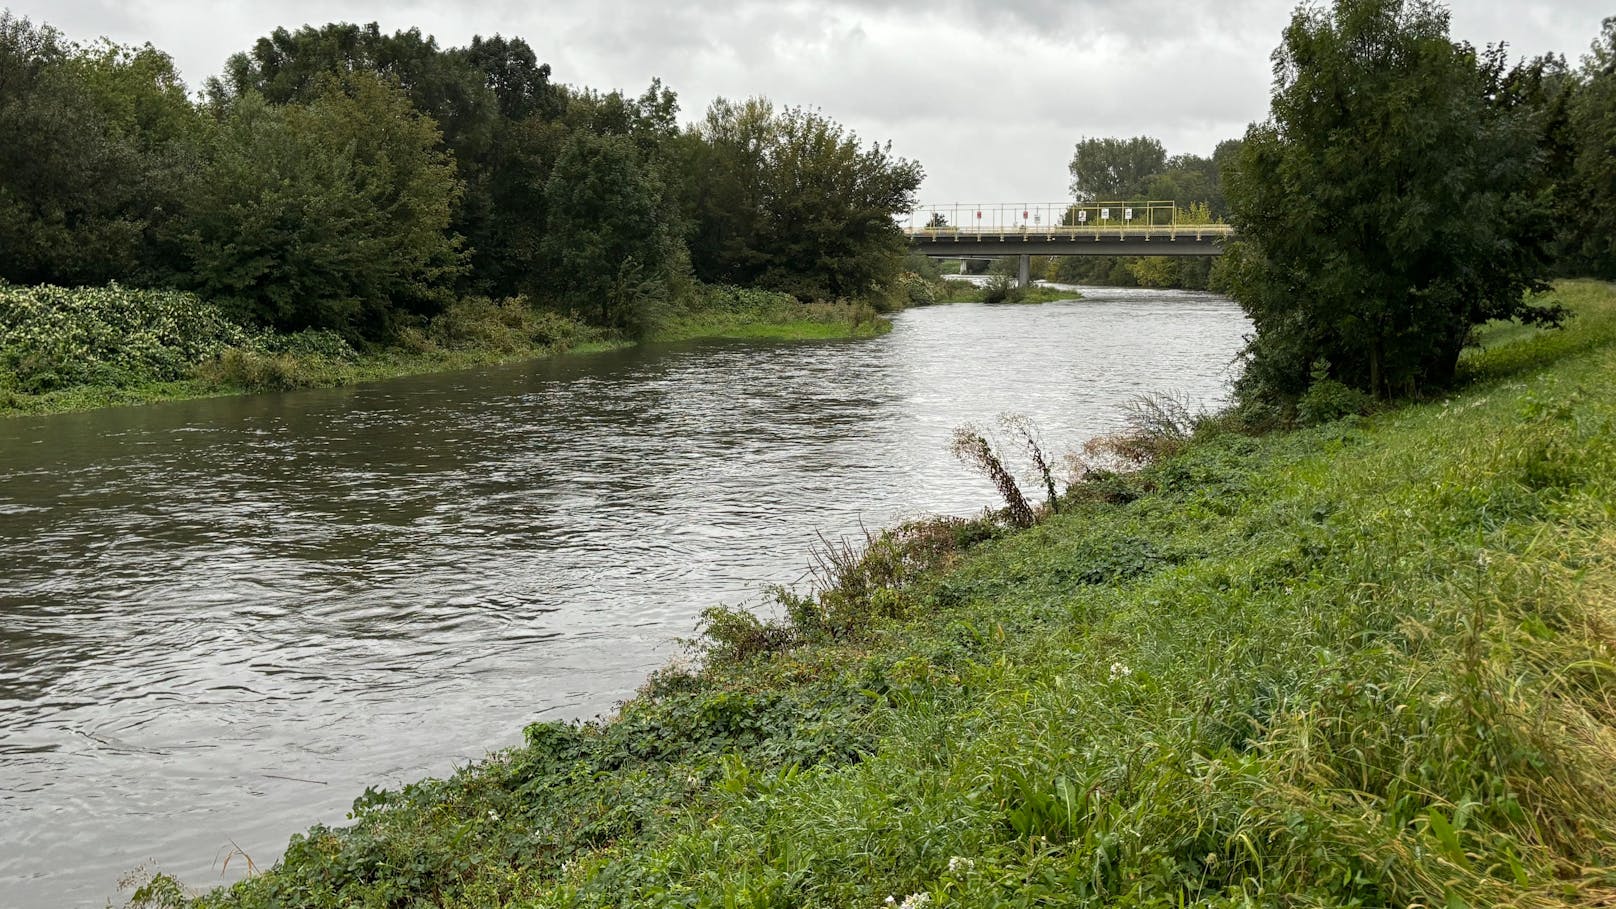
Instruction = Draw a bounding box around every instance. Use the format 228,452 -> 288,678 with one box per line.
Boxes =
0,289 -> 1248,905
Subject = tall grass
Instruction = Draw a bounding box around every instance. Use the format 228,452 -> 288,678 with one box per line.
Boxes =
139,281 -> 1616,909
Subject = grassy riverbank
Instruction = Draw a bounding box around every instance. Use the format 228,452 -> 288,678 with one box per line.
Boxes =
0,285 -> 887,418
130,280 -> 1616,907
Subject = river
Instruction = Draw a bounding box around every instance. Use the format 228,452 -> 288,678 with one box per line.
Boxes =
0,289 -> 1249,906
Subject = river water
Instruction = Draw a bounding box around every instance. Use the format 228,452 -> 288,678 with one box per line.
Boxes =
0,290 -> 1249,906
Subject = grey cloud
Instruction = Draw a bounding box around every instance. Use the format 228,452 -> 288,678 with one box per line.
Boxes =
8,0 -> 1612,202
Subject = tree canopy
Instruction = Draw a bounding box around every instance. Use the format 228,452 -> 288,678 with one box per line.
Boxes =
1222,0 -> 1559,404
686,100 -> 923,301
1067,136 -> 1167,201
0,14 -> 926,341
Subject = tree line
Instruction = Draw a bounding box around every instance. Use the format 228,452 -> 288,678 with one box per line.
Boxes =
0,17 -> 923,341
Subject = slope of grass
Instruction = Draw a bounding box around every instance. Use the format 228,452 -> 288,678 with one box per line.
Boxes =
139,282 -> 1616,908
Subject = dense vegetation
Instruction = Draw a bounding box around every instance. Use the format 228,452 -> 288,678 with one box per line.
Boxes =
1223,0 -> 1559,407
0,14 -> 922,413
0,282 -> 883,417
132,280 -> 1616,907
1221,1 -> 1616,413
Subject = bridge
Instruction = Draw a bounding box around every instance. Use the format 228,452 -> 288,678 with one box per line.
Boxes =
904,201 -> 1235,286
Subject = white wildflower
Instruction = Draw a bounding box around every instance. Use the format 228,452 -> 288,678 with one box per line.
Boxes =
899,895 -> 931,909
1108,661 -> 1132,680
947,856 -> 974,872
487,809 -> 499,821
884,898 -> 897,906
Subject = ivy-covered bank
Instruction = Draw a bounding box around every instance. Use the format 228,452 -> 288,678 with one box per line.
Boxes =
136,282 -> 1616,908
0,283 -> 887,418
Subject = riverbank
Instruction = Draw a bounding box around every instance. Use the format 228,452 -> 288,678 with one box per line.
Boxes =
133,281 -> 1616,908
0,285 -> 888,419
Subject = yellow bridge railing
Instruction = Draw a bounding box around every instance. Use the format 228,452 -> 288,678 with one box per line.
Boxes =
904,202 -> 1234,237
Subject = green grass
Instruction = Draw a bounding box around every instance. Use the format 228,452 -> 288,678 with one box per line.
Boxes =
648,296 -> 891,343
135,281 -> 1616,908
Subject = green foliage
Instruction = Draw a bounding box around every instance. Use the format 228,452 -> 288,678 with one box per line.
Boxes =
208,22 -> 569,301
1562,18 -> 1616,277
979,275 -> 1026,305
539,130 -> 677,336
1295,360 -> 1375,425
1067,136 -> 1166,200
0,283 -> 253,392
1225,0 -> 1559,405
5,12 -> 921,340
1124,256 -> 1179,288
684,98 -> 924,301
0,14 -> 200,287
184,75 -> 464,339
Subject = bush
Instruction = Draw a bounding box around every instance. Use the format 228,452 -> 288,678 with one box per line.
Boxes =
0,282 -> 255,391
256,329 -> 357,361
1296,377 -> 1373,425
194,349 -> 316,391
981,275 -> 1026,305
427,296 -> 588,354
897,271 -> 939,307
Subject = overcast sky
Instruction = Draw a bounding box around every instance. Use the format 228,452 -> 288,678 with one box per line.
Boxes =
8,1 -> 1610,203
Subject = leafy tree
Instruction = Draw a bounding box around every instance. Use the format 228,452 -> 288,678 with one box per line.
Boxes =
183,74 -> 463,338
1564,18 -> 1616,277
1224,0 -> 1558,403
210,23 -> 571,299
452,36 -> 569,298
0,15 -> 199,286
1067,136 -> 1166,201
685,99 -> 923,300
680,97 -> 776,286
539,131 -> 677,334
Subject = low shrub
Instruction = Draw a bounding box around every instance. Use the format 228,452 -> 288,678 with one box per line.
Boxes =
0,283 -> 256,391
980,275 -> 1026,305
427,296 -> 589,354
1078,391 -> 1203,472
256,329 -> 357,361
195,349 -> 316,392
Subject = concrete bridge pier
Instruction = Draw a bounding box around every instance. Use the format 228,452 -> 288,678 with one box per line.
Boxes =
1017,254 -> 1030,289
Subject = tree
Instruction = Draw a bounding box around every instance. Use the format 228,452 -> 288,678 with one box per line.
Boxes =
209,23 -> 572,299
1564,18 -> 1616,277
1223,0 -> 1558,404
539,131 -> 677,334
183,74 -> 464,338
1067,136 -> 1166,201
683,99 -> 923,300
0,15 -> 200,286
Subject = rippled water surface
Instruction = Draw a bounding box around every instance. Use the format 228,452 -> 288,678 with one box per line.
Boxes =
0,290 -> 1249,906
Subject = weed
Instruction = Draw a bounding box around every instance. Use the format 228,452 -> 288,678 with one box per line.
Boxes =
951,425 -> 1037,528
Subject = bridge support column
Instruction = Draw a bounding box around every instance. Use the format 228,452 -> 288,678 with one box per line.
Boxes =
1017,254 -> 1031,289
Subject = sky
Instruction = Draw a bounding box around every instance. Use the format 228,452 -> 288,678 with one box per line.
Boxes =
8,0 -> 1610,204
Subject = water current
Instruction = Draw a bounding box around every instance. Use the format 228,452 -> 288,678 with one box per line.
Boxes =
0,289 -> 1249,906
